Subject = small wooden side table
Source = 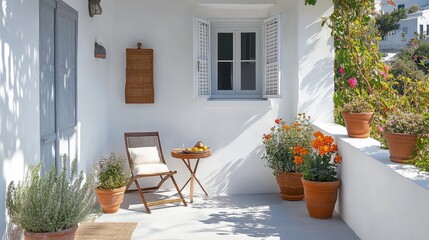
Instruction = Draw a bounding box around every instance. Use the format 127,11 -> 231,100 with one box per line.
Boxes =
171,148 -> 211,203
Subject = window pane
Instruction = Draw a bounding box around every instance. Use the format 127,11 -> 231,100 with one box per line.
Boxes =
218,33 -> 233,60
218,62 -> 233,90
241,32 -> 255,60
241,62 -> 256,90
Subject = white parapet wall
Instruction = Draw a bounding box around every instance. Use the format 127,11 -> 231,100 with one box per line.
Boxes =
314,121 -> 429,240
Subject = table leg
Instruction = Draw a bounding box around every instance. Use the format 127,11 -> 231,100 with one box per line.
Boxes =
180,158 -> 208,203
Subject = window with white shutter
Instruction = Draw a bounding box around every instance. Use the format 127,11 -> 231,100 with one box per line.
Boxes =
263,14 -> 281,98
193,17 -> 210,98
193,14 -> 281,99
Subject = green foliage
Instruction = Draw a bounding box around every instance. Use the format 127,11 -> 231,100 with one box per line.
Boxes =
414,119 -> 429,172
376,8 -> 407,38
6,157 -> 99,233
305,0 -> 317,5
94,153 -> 130,189
408,5 -> 421,14
262,114 -> 313,175
328,0 -> 385,104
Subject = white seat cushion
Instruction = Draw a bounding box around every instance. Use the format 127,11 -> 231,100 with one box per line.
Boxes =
133,163 -> 170,175
128,146 -> 161,164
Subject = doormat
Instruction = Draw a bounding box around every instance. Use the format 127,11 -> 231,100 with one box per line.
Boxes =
75,222 -> 138,240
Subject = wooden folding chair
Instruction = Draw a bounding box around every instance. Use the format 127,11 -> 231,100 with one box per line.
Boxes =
124,132 -> 187,213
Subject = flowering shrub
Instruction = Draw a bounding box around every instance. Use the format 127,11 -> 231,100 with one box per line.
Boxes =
384,111 -> 427,135
294,131 -> 342,182
94,153 -> 130,189
342,97 -> 374,113
262,114 -> 313,175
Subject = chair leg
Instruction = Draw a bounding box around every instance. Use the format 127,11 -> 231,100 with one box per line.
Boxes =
171,175 -> 187,206
134,180 -> 151,214
125,177 -> 135,192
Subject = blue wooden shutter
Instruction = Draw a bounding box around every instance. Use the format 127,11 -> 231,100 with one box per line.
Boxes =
40,0 -> 57,171
56,1 -> 78,169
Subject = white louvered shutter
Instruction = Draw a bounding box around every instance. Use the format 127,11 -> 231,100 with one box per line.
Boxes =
193,17 -> 210,98
263,14 -> 281,98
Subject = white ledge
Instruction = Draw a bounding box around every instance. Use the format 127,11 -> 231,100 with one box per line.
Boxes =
313,121 -> 429,191
198,0 -> 276,5
202,98 -> 272,108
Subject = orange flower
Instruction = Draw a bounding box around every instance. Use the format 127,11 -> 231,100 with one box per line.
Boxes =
311,138 -> 322,149
300,148 -> 308,156
293,122 -> 301,127
313,131 -> 324,139
293,146 -> 302,154
323,136 -> 334,145
294,156 -> 304,165
275,119 -> 281,124
331,144 -> 338,152
334,155 -> 342,163
264,134 -> 271,140
283,125 -> 291,130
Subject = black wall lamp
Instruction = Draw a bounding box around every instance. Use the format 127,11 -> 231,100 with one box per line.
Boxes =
94,42 -> 106,59
89,0 -> 102,17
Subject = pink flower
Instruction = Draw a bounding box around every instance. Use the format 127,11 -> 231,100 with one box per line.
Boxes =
339,68 -> 345,76
376,126 -> 384,133
347,78 -> 358,88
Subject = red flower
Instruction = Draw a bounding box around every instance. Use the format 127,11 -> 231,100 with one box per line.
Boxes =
275,119 -> 281,124
264,134 -> 271,140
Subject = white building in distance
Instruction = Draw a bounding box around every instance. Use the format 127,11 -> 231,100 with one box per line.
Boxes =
379,0 -> 429,50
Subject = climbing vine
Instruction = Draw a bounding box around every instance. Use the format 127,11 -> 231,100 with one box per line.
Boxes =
306,0 -> 429,171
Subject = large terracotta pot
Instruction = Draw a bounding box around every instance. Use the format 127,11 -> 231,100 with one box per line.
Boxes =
302,178 -> 340,219
24,225 -> 77,240
342,112 -> 374,138
276,172 -> 304,201
384,132 -> 418,163
95,186 -> 126,213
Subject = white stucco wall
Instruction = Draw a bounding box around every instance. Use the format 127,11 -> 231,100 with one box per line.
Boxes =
107,0 -> 333,195
0,0 -> 40,237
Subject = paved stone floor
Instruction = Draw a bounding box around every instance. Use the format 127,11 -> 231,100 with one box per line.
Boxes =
97,191 -> 360,240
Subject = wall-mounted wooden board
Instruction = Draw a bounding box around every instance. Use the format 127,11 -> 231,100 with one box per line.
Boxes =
125,48 -> 154,104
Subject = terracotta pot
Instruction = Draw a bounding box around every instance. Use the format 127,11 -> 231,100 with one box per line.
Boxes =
95,186 -> 126,213
384,132 -> 418,163
276,172 -> 304,201
342,112 -> 374,138
302,178 -> 340,219
24,225 -> 77,240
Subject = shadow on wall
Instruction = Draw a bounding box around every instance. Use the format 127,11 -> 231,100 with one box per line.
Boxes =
1,0 -> 39,238
298,13 -> 335,122
204,146 -> 275,195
